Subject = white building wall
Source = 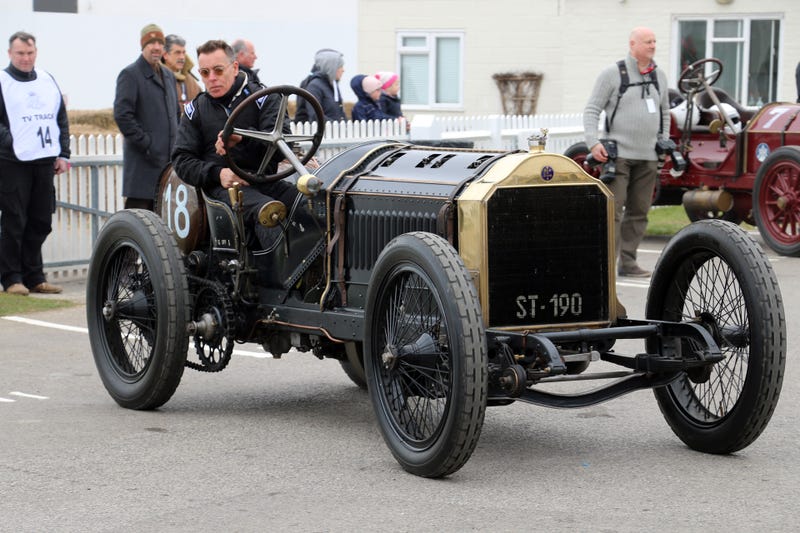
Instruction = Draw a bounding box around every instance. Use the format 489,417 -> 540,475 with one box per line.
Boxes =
359,0 -> 800,115
3,0 -> 797,114
0,0 -> 359,109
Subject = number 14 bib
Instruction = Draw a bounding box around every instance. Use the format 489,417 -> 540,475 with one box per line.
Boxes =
0,69 -> 62,161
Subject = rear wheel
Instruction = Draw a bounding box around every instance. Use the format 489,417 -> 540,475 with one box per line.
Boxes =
646,220 -> 785,453
86,210 -> 190,410
753,146 -> 800,256
365,232 -> 487,477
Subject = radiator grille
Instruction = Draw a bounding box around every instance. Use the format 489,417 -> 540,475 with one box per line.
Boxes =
486,185 -> 609,327
347,203 -> 438,271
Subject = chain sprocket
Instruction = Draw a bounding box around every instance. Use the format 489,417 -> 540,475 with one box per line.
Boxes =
186,276 -> 236,372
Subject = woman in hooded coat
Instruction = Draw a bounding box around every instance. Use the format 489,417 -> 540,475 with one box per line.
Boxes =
294,49 -> 346,123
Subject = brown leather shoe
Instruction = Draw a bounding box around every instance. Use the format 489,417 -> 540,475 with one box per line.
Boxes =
618,264 -> 651,278
30,282 -> 63,294
5,283 -> 30,296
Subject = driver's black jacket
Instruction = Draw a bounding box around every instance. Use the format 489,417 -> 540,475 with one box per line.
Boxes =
171,73 -> 297,251
171,73 -> 290,190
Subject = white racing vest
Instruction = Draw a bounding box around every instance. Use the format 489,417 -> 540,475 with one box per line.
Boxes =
0,68 -> 62,161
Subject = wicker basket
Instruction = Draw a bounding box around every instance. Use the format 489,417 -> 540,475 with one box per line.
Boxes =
492,72 -> 543,115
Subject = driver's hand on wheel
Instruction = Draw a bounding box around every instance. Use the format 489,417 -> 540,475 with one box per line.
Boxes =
220,168 -> 248,188
215,131 -> 242,156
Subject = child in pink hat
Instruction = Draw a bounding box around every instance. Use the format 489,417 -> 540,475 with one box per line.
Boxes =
375,71 -> 402,118
350,74 -> 394,121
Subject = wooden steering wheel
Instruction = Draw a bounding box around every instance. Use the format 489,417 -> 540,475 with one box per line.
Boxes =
678,58 -> 723,94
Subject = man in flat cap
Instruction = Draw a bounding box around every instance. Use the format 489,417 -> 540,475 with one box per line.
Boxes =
113,23 -> 178,210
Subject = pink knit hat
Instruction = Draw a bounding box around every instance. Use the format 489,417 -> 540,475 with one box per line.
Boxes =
361,75 -> 383,94
376,71 -> 398,90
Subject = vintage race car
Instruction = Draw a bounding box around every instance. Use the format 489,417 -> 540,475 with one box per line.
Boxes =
86,86 -> 786,478
567,57 -> 800,257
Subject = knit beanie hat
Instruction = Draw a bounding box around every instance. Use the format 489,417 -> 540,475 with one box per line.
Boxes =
361,75 -> 382,94
140,23 -> 165,49
376,71 -> 398,90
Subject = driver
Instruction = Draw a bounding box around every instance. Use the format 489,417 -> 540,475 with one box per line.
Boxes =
172,39 -> 297,250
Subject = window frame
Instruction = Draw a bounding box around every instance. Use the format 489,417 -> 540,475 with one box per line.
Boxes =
670,13 -> 784,107
396,30 -> 465,111
33,0 -> 78,13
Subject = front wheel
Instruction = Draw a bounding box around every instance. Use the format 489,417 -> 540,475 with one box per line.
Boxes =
753,146 -> 800,256
564,142 -> 601,181
86,210 -> 190,410
365,232 -> 488,477
339,342 -> 367,390
646,220 -> 785,453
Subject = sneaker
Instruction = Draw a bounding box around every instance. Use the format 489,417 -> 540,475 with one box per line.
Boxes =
5,283 -> 29,296
30,282 -> 63,294
618,265 -> 651,278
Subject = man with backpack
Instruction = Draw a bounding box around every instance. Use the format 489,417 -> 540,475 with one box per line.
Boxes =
583,26 -> 670,278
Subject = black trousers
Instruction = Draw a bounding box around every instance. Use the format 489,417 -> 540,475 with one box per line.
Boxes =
0,160 -> 56,290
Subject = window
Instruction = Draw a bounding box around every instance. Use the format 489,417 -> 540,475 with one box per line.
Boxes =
675,15 -> 781,106
33,0 -> 78,13
397,31 -> 463,109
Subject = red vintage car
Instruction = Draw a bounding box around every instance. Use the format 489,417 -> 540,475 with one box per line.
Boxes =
567,58 -> 800,256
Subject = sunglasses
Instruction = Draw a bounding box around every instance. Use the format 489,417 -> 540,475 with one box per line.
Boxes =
198,62 -> 233,78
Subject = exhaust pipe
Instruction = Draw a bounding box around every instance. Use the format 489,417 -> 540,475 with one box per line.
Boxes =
682,189 -> 734,213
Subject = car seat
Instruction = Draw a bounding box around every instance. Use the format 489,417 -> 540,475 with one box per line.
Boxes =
695,88 -> 754,126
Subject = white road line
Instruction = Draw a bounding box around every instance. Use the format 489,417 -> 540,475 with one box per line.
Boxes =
233,348 -> 272,358
2,316 -> 88,334
617,281 -> 651,288
0,397 -> 15,403
2,315 -> 273,359
9,392 -> 49,400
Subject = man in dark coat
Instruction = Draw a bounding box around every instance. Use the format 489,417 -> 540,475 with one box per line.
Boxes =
113,23 -> 178,210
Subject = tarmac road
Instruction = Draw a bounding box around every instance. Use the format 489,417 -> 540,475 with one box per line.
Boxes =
1,234 -> 799,532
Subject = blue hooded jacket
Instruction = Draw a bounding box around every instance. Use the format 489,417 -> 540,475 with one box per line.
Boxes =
350,74 -> 393,121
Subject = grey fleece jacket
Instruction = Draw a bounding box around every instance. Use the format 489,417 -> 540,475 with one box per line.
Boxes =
583,53 -> 670,161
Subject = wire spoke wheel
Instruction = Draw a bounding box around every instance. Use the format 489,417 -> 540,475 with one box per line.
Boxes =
375,270 -> 451,445
660,256 -> 748,420
87,210 -> 190,410
101,245 -> 158,378
365,233 -> 487,477
646,220 -> 785,453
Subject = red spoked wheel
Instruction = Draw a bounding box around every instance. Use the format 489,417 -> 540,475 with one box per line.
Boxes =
753,146 -> 800,256
564,142 -> 602,181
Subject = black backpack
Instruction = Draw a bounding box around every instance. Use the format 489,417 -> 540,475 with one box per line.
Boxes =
605,59 -> 661,133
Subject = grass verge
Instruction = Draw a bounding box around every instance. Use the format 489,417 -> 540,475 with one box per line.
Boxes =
646,205 -> 691,236
0,293 -> 76,317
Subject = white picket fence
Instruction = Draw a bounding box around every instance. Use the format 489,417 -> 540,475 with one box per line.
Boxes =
43,114 -> 586,280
